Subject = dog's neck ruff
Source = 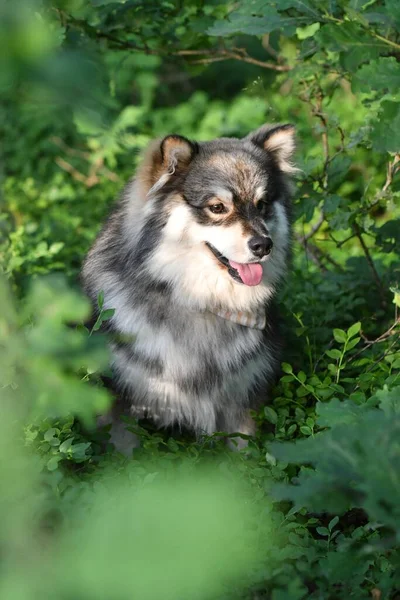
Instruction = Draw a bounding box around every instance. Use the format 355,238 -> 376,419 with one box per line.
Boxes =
209,307 -> 266,330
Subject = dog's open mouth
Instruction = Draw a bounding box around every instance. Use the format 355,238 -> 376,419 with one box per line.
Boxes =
206,243 -> 263,286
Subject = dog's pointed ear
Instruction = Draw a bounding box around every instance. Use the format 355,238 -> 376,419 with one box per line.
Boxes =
246,124 -> 297,173
160,135 -> 195,171
137,135 -> 197,198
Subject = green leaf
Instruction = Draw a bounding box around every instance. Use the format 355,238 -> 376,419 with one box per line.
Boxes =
207,5 -> 308,37
326,349 -> 342,360
371,101 -> 400,153
316,22 -> 387,70
353,57 -> 400,95
59,437 -> 74,453
278,0 -> 320,17
347,322 -> 361,338
384,0 -> 400,26
328,516 -> 339,531
333,329 -> 347,344
44,427 -> 59,442
265,452 -> 277,467
297,371 -> 307,384
264,406 -> 278,425
92,316 -> 103,332
300,425 -> 312,435
297,387 -> 310,398
47,455 -> 63,471
71,442 -> 91,460
97,291 -> 104,310
344,6 -> 369,26
100,308 -> 115,321
282,363 -> 293,374
316,526 -> 329,537
346,337 -> 361,351
296,22 -> 320,39
391,287 -> 400,308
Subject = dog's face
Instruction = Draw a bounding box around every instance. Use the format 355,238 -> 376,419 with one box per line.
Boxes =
136,125 -> 296,306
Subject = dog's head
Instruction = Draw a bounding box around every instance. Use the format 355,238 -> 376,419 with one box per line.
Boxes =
135,125 -> 296,308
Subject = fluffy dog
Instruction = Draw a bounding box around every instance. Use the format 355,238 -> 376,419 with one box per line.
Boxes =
82,124 -> 296,452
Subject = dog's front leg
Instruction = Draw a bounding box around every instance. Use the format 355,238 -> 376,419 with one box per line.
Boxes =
219,410 -> 256,450
97,412 -> 140,456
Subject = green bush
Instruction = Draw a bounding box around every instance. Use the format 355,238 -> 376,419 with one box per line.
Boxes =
1,0 -> 399,598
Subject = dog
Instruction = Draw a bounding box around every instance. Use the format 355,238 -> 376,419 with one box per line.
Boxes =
82,124 -> 296,452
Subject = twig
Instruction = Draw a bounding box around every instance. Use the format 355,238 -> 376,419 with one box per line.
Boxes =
327,233 -> 357,249
353,222 -> 387,308
295,234 -> 343,271
299,212 -> 325,243
314,111 -> 329,174
351,333 -> 400,391
187,48 -> 292,71
360,317 -> 400,345
325,124 -> 346,167
55,156 -> 119,187
310,243 -> 343,271
52,138 -> 120,185
363,153 -> 400,213
352,317 -> 400,361
51,136 -> 90,160
60,13 -> 292,72
364,335 -> 400,375
261,34 -> 281,61
55,157 -> 90,185
382,154 -> 400,192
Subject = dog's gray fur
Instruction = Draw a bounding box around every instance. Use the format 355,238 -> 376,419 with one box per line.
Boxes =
82,124 -> 296,452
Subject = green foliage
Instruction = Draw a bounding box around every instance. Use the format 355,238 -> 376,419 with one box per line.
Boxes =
1,0 -> 400,598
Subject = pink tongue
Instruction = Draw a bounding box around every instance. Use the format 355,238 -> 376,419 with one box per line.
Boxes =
229,261 -> 263,286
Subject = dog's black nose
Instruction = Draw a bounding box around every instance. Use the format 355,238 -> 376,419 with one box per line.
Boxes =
248,236 -> 273,258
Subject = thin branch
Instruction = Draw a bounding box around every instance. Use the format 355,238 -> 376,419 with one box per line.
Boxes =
353,222 -> 386,308
51,136 -> 90,160
52,137 -> 120,185
55,156 -> 119,187
190,57 -> 231,66
351,315 -> 400,362
295,234 -> 343,271
360,318 -> 400,345
322,13 -> 400,52
261,34 -> 281,61
188,48 -> 292,71
299,212 -> 325,243
351,333 -> 400,388
310,243 -> 343,271
314,111 -> 329,171
383,154 -> 400,192
55,157 -> 90,185
363,153 -> 400,213
60,12 -> 292,72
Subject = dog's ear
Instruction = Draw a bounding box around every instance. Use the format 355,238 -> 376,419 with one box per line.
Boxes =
137,135 -> 197,197
160,135 -> 195,171
246,124 -> 297,173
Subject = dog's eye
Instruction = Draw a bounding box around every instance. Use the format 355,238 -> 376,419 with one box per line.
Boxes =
257,200 -> 267,212
209,203 -> 226,214
257,200 -> 272,217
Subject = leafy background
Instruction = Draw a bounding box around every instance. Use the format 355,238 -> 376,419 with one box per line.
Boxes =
1,0 -> 399,598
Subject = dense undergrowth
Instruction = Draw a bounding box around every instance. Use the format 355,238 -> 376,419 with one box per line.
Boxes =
1,1 -> 399,598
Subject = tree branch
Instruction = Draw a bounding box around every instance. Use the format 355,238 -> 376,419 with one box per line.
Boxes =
299,212 -> 325,243
353,222 -> 386,307
60,12 -> 292,72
